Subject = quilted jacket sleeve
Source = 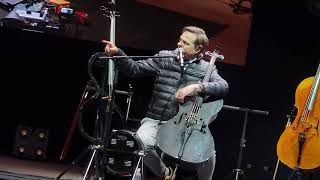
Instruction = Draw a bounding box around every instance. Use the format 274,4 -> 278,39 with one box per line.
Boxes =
112,49 -> 160,78
200,66 -> 229,99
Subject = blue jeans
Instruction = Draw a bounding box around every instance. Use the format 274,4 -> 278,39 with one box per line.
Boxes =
136,117 -> 216,180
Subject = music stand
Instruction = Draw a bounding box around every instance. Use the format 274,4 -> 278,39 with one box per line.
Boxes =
222,105 -> 269,180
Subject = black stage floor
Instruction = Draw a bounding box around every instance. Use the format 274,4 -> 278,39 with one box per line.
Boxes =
0,154 -> 161,180
0,155 -> 83,180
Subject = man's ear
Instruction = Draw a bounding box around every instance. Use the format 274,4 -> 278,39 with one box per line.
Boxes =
196,45 -> 203,53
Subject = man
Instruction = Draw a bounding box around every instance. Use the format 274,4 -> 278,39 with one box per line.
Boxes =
103,26 -> 229,180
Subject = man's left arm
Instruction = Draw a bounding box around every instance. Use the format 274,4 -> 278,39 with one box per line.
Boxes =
175,68 -> 228,103
198,68 -> 229,99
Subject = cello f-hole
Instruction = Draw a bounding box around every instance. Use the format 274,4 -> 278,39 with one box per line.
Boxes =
175,113 -> 186,124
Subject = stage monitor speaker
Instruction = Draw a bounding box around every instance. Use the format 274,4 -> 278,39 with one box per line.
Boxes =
12,125 -> 49,160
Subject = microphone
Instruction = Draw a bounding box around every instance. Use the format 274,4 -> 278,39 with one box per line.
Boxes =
174,47 -> 184,68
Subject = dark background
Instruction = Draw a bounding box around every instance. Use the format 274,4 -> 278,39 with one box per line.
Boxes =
0,0 -> 320,180
0,0 -> 225,50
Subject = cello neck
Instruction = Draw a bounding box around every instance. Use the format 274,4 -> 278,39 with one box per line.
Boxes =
306,64 -> 320,111
109,0 -> 116,44
107,0 -> 117,96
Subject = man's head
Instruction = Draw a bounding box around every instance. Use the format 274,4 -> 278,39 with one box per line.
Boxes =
177,26 -> 209,60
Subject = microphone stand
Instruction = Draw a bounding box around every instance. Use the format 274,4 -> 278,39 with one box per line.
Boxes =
222,105 -> 269,180
98,55 -> 177,60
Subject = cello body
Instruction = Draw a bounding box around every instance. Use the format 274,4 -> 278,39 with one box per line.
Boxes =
156,99 -> 223,163
277,76 -> 320,169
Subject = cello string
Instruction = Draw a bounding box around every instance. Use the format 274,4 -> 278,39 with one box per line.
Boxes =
297,65 -> 320,129
308,66 -> 320,127
298,80 -> 315,124
192,104 -> 200,124
300,87 -> 312,124
193,98 -> 203,124
191,97 -> 201,125
302,69 -> 319,124
305,65 -> 320,116
188,97 -> 203,126
187,101 -> 197,127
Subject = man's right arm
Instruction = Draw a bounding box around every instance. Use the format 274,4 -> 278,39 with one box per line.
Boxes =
102,40 -> 159,77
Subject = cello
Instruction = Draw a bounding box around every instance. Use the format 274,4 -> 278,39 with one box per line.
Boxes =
156,50 -> 224,163
277,63 -> 320,170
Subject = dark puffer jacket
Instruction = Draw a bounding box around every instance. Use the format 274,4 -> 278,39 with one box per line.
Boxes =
114,49 -> 229,121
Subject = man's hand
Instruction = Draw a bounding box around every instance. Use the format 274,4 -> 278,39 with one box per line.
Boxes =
102,40 -> 119,56
175,84 -> 202,104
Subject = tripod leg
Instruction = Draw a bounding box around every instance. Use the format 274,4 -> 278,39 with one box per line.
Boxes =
131,157 -> 143,180
235,172 -> 239,180
171,165 -> 178,180
56,147 -> 89,179
297,170 -> 302,180
83,149 -> 97,180
141,156 -> 144,180
233,169 -> 243,180
309,173 -> 314,180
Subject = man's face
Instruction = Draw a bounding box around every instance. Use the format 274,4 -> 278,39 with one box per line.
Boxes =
177,31 -> 198,60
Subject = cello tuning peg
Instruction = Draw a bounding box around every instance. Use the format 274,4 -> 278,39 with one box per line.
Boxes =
214,46 -> 221,52
204,51 -> 212,56
286,107 -> 297,119
100,6 -> 107,11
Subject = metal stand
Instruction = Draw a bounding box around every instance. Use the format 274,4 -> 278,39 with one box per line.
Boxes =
57,0 -> 120,175
56,81 -> 132,179
130,152 -> 145,180
56,147 -> 89,179
286,168 -> 315,180
57,1 -> 120,179
56,86 -> 108,180
82,145 -> 105,180
222,105 -> 269,180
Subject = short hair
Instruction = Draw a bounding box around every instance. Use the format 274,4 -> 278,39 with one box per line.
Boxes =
182,26 -> 209,53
